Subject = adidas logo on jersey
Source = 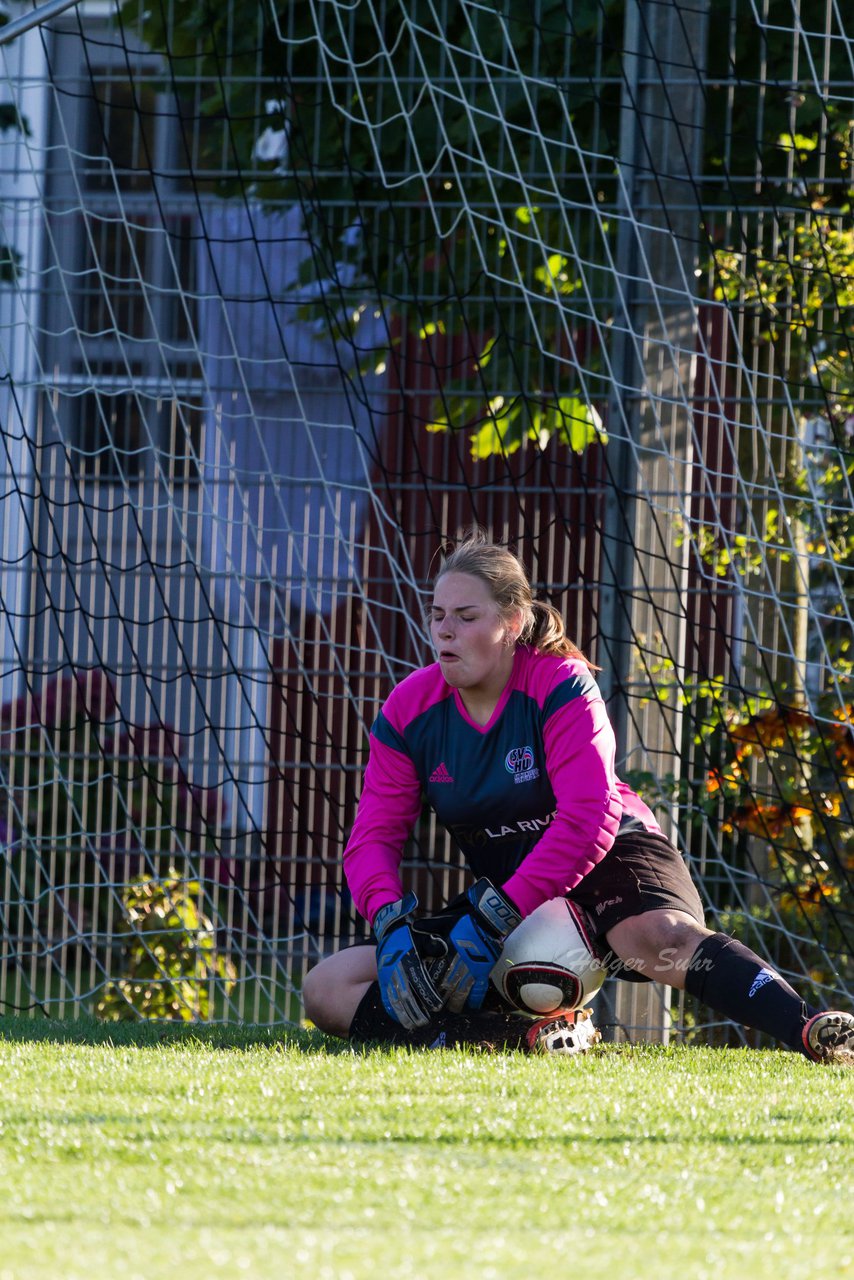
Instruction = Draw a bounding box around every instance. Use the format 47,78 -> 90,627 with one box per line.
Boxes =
429,762 -> 454,784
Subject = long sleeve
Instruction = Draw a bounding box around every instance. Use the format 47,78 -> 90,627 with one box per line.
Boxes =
500,690 -> 623,916
342,732 -> 423,925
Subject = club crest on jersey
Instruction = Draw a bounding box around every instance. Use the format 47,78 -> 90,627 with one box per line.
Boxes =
504,745 -> 539,784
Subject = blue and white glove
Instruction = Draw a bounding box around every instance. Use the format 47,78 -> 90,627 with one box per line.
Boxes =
374,892 -> 446,1030
422,878 -> 522,1013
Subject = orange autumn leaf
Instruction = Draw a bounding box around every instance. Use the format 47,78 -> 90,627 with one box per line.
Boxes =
827,721 -> 854,770
705,766 -> 742,794
726,800 -> 814,839
725,802 -> 785,837
780,879 -> 838,916
727,706 -> 814,758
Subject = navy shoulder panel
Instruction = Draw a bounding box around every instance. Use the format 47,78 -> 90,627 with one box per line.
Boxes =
372,707 -> 409,755
542,667 -> 600,722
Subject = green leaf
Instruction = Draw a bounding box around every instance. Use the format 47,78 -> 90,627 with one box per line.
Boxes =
534,253 -> 568,286
550,396 -> 605,452
777,132 -> 818,153
475,335 -> 498,371
469,402 -> 524,458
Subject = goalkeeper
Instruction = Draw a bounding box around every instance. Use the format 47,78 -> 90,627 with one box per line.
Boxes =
303,531 -> 853,1063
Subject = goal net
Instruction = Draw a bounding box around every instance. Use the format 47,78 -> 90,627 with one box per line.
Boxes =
0,0 -> 850,1038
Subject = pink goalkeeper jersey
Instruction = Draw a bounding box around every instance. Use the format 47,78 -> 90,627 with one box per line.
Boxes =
343,644 -> 663,924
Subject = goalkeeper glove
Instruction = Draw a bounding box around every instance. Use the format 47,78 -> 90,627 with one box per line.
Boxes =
420,878 -> 522,1013
374,892 -> 446,1030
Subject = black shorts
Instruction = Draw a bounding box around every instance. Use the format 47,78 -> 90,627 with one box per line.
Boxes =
568,829 -> 705,982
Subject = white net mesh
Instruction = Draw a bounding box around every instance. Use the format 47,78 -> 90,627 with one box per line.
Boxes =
0,0 -> 850,1035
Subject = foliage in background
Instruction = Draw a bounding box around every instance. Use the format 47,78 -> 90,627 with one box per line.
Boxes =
706,699 -> 852,995
631,57 -> 854,998
686,103 -> 854,992
0,669 -> 226,934
118,0 -> 850,466
96,869 -> 236,1020
120,0 -> 622,457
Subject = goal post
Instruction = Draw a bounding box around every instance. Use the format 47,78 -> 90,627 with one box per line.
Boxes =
0,0 -> 85,47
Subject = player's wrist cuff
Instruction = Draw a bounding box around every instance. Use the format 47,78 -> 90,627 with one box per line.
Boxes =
373,891 -> 418,942
467,878 -> 522,938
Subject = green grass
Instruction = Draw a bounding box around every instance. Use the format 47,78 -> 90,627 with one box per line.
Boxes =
0,1018 -> 850,1280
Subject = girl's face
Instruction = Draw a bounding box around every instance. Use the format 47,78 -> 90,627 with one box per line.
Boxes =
430,572 -> 521,696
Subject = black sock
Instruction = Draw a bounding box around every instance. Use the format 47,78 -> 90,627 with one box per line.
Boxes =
349,982 -> 536,1051
684,933 -> 816,1051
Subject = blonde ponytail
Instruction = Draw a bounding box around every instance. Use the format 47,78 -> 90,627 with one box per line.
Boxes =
522,600 -> 597,666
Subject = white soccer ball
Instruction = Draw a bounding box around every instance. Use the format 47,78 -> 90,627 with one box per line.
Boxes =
490,897 -> 605,1014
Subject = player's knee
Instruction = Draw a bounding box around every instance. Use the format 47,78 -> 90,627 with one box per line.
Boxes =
302,946 -> 379,1036
649,913 -> 709,953
608,909 -> 710,966
301,961 -> 333,1030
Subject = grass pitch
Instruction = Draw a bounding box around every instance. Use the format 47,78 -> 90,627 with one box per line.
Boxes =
0,1018 -> 850,1280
